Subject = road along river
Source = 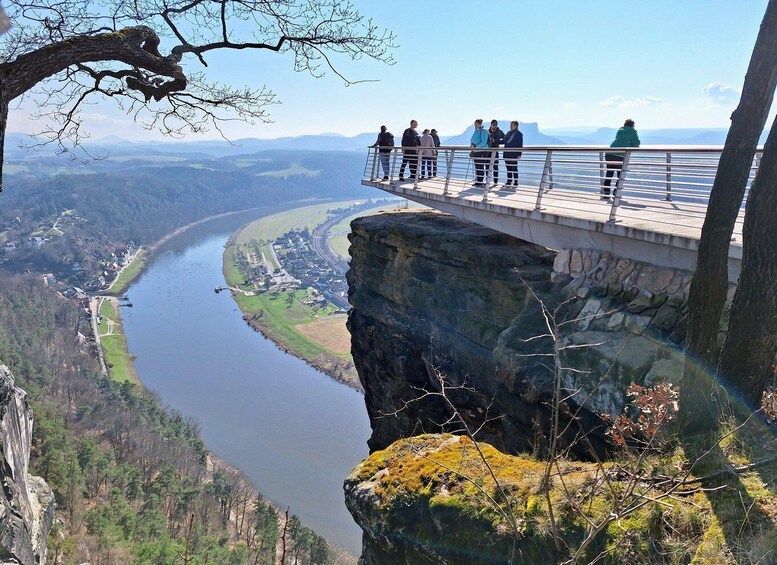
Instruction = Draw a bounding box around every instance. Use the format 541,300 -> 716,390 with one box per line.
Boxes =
119,208 -> 370,554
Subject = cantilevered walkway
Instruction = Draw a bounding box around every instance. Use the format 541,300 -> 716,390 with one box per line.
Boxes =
361,147 -> 759,282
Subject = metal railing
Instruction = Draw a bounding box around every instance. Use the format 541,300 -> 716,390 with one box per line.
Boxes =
363,146 -> 761,226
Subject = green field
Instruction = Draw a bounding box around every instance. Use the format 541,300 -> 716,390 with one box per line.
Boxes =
105,154 -> 189,162
224,244 -> 346,360
108,250 -> 148,294
225,201 -> 366,362
235,200 -> 361,246
256,164 -> 321,179
328,201 -> 426,259
98,299 -> 140,385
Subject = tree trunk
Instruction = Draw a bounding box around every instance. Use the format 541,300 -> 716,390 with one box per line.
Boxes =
0,88 -> 6,193
681,0 -> 777,433
718,114 -> 777,405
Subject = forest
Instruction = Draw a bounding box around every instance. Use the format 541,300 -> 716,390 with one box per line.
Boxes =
0,149 -> 373,563
0,273 -> 337,564
0,150 -> 375,283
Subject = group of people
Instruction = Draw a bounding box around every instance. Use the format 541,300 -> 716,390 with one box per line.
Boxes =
371,120 -> 442,181
469,119 -> 524,188
371,117 -> 639,197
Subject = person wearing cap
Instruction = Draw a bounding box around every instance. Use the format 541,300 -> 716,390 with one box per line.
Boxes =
419,128 -> 436,180
430,129 -> 441,177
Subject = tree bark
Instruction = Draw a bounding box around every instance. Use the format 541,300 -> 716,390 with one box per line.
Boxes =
718,114 -> 777,405
681,0 -> 777,432
0,88 -> 7,192
0,26 -> 183,101
0,26 -> 186,192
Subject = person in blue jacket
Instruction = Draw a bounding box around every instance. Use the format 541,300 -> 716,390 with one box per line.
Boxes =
503,121 -> 524,188
469,119 -> 489,186
603,119 -> 640,198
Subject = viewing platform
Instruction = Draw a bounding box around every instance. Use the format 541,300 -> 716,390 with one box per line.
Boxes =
361,146 -> 759,282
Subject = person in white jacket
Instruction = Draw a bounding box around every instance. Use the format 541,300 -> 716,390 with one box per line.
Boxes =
419,129 -> 436,180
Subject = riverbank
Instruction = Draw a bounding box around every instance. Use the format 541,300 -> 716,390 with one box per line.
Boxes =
106,207 -> 267,296
222,201 -> 368,390
95,296 -> 141,385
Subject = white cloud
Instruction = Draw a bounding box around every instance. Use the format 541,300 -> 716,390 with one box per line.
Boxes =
601,95 -> 663,108
704,82 -> 740,104
601,95 -> 625,108
563,102 -> 577,110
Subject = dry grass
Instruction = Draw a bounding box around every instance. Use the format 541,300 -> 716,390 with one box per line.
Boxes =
295,316 -> 351,355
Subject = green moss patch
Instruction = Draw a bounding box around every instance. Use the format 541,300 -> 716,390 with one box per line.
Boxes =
346,434 -> 777,564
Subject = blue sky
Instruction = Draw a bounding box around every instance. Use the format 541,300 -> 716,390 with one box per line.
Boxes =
7,0 -> 771,140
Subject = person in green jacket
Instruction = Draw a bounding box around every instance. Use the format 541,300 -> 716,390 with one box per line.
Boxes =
602,119 -> 640,198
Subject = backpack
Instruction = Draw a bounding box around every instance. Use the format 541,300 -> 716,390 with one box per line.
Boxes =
380,132 -> 394,152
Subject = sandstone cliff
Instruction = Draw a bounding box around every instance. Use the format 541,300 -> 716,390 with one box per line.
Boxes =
347,211 -> 691,459
0,364 -> 55,565
345,211 -> 741,563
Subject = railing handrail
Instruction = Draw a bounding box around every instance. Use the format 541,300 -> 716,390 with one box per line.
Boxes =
370,145 -> 763,154
362,145 -> 759,227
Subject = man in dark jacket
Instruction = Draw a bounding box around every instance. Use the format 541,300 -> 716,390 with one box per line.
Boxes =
488,119 -> 505,184
430,129 -> 441,177
399,120 -> 420,181
371,125 -> 394,180
503,121 -> 523,188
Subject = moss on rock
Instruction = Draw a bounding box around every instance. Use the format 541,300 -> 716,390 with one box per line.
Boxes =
344,434 -> 777,565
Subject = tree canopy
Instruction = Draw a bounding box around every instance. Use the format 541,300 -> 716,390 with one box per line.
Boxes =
0,0 -> 396,189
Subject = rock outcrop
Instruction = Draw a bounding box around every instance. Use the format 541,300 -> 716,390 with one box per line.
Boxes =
0,364 -> 55,565
346,211 -> 692,458
344,211 -> 746,563
344,433 -> 726,565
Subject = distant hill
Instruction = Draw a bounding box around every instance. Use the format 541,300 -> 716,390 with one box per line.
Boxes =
441,121 -> 564,146
84,132 -> 378,156
4,124 -> 771,164
549,127 -> 769,147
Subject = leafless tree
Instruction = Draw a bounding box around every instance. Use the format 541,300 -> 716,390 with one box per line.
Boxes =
0,0 -> 396,190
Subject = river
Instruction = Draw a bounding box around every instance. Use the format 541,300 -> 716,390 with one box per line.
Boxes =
120,208 -> 370,554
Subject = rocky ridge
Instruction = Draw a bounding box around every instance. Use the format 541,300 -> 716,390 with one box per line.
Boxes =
0,364 -> 54,565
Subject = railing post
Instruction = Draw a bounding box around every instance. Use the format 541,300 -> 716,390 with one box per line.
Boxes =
665,152 -> 672,201
548,157 -> 555,190
390,149 -> 399,182
599,151 -> 605,187
370,147 -> 379,181
444,149 -> 453,195
413,148 -> 419,189
608,151 -> 631,222
488,149 -> 497,189
482,149 -> 496,202
535,150 -> 553,209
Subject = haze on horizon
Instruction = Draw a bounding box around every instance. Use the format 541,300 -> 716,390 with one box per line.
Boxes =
8,0 -> 771,141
